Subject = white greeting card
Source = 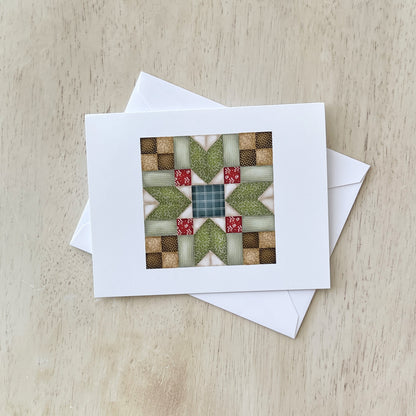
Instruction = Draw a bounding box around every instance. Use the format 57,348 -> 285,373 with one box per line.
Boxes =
86,105 -> 329,296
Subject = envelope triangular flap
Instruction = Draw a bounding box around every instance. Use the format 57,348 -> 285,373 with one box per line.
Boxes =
327,149 -> 370,188
70,201 -> 92,253
127,73 -> 220,112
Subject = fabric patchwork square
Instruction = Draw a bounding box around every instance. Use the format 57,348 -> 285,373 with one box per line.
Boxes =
177,218 -> 194,235
146,252 -> 163,268
145,236 -> 162,253
239,149 -> 257,167
141,154 -> 159,171
255,132 -> 273,149
192,184 -> 225,218
243,248 -> 260,265
259,247 -> 276,264
161,235 -> 178,252
157,137 -> 174,153
259,231 -> 275,248
238,131 -> 274,167
162,252 -> 179,268
256,148 -> 273,166
241,231 -> 276,265
243,231 -> 276,249
145,235 -> 179,269
157,153 -> 175,170
225,216 -> 242,233
243,232 -> 259,248
141,136 -> 175,171
141,137 -> 157,154
239,133 -> 256,149
141,133 -> 275,269
175,169 -> 192,186
223,166 -> 240,184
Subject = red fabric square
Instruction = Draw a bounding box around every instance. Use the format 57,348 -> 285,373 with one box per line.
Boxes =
225,216 -> 242,233
174,169 -> 192,186
223,167 -> 240,184
177,218 -> 194,235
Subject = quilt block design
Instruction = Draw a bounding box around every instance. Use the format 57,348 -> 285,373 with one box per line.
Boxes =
242,231 -> 276,265
141,132 -> 276,269
145,236 -> 179,269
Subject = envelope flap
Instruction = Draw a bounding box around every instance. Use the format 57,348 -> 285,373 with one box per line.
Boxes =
70,201 -> 92,254
126,72 -> 221,112
327,149 -> 370,188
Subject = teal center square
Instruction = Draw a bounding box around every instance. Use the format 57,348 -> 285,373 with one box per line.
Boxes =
192,184 -> 225,218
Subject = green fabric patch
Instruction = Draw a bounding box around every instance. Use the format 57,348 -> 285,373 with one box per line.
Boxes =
178,235 -> 195,267
227,233 -> 243,265
223,134 -> 240,166
144,186 -> 191,220
240,166 -> 273,183
174,136 -> 191,169
145,220 -> 177,236
194,219 -> 227,264
190,136 -> 223,183
242,216 -> 275,232
226,182 -> 273,216
142,170 -> 175,187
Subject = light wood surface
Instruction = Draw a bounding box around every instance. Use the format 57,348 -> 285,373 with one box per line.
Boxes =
2,1 -> 416,414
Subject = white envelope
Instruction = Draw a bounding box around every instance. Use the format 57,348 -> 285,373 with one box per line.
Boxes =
71,72 -> 369,338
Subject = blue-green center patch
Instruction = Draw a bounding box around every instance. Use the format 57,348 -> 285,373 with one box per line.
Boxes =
192,184 -> 225,218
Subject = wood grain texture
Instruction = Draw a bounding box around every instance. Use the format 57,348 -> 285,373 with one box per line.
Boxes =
1,1 -> 415,414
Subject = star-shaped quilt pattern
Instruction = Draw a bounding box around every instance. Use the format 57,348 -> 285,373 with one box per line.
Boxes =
140,133 -> 276,269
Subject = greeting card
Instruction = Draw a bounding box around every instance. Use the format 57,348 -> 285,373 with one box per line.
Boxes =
85,105 -> 329,296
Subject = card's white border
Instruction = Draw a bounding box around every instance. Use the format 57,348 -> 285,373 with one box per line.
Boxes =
86,104 -> 330,297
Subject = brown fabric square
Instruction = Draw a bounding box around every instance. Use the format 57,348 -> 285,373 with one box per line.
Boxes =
141,154 -> 158,171
256,148 -> 273,166
259,248 -> 276,264
259,232 -> 275,248
157,137 -> 174,154
243,232 -> 259,248
162,252 -> 179,268
239,132 -> 256,149
146,252 -> 163,269
157,153 -> 175,170
145,237 -> 162,253
255,132 -> 273,149
243,248 -> 260,265
141,137 -> 157,154
161,235 -> 178,252
239,149 -> 256,167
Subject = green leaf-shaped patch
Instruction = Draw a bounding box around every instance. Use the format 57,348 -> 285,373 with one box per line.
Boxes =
194,219 -> 227,264
190,136 -> 223,183
145,186 -> 191,220
226,182 -> 273,216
